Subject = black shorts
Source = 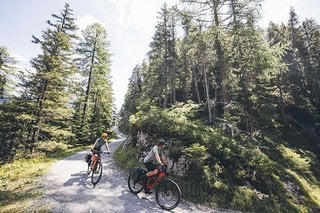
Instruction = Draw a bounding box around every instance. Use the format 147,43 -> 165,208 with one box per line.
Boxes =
92,149 -> 102,155
144,162 -> 158,172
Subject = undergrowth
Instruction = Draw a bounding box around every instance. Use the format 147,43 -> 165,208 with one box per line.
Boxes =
116,103 -> 320,212
0,143 -> 89,213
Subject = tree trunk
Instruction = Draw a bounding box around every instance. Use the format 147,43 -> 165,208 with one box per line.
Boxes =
212,0 -> 228,117
82,33 -> 98,124
203,65 -> 212,123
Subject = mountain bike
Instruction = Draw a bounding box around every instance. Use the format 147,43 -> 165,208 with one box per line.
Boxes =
128,166 -> 181,210
87,149 -> 103,185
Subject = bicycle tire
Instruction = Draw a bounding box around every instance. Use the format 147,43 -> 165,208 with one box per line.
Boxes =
155,179 -> 181,210
91,161 -> 102,185
128,168 -> 144,194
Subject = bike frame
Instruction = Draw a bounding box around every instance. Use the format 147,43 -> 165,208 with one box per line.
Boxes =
146,171 -> 167,191
90,153 -> 101,170
128,166 -> 181,210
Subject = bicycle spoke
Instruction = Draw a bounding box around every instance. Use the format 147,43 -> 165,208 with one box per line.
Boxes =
156,179 -> 181,210
128,167 -> 144,194
91,161 -> 102,185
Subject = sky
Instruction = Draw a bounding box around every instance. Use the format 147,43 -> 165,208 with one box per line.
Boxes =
1,0 -> 320,111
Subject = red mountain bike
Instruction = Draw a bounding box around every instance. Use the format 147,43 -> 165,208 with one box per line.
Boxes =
86,150 -> 103,185
128,166 -> 181,210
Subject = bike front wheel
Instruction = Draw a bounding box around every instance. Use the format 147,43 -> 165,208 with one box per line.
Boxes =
155,179 -> 181,210
91,161 -> 102,185
128,168 -> 144,194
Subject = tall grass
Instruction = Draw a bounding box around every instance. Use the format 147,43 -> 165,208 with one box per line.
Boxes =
0,143 -> 89,212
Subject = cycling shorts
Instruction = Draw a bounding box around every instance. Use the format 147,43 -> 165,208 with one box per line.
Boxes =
144,162 -> 158,171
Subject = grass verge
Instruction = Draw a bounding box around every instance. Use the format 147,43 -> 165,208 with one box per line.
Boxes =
0,144 -> 89,213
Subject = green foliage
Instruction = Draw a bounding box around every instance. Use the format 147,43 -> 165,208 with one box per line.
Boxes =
113,142 -> 143,171
0,46 -> 16,98
117,5 -> 320,211
25,3 -> 78,144
230,187 -> 258,210
0,4 -> 114,165
116,101 -> 320,211
0,98 -> 35,163
73,22 -> 113,143
184,143 -> 208,163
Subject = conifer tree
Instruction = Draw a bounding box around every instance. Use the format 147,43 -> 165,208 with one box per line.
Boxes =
147,4 -> 178,107
26,3 -> 78,144
0,46 -> 16,98
119,64 -> 143,132
75,22 -> 113,142
300,19 -> 320,111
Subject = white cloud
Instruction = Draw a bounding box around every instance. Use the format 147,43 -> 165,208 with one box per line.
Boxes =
108,0 -> 179,31
10,52 -> 33,73
76,14 -> 105,31
11,52 -> 29,63
126,0 -> 161,31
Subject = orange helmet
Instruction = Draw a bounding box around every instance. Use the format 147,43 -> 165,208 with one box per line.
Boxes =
101,133 -> 108,138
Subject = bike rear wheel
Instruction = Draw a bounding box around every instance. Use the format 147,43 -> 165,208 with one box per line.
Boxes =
155,179 -> 181,210
128,167 -> 144,194
91,161 -> 102,185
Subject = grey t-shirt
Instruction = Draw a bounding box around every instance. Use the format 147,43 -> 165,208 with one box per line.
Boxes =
144,145 -> 163,164
93,137 -> 106,150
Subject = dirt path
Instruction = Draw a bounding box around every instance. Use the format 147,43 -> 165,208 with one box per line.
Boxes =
41,129 -> 234,212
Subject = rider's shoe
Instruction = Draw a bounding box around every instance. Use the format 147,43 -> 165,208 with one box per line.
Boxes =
144,189 -> 152,194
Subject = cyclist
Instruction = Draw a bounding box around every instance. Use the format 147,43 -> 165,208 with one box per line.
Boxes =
92,132 -> 110,153
92,132 -> 110,154
142,139 -> 168,193
89,132 -> 110,166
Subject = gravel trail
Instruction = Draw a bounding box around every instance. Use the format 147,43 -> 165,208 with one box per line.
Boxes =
42,129 -> 235,213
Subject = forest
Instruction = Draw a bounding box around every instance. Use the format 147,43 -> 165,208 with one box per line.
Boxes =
1,0 -> 320,212
0,3 -> 114,163
117,0 -> 320,212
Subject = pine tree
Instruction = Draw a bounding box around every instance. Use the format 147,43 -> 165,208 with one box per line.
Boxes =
286,8 -> 309,107
26,3 -> 78,144
147,4 -> 178,107
300,19 -> 320,111
0,46 -> 16,98
75,22 -> 113,142
119,64 -> 143,132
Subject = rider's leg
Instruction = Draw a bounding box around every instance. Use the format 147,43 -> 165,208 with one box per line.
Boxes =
146,169 -> 158,177
143,162 -> 158,193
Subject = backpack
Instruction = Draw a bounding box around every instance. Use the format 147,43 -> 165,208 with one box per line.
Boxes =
85,153 -> 92,163
131,167 -> 146,181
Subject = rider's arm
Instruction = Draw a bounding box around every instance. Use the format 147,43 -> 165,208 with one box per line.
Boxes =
105,141 -> 110,152
160,156 -> 167,166
155,152 -> 164,166
92,139 -> 98,150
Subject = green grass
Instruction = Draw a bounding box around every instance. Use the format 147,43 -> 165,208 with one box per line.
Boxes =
0,143 -> 89,213
113,142 -> 144,172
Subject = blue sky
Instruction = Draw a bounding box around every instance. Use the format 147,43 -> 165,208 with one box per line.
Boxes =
1,0 -> 320,110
